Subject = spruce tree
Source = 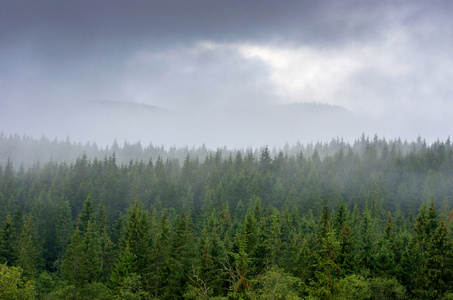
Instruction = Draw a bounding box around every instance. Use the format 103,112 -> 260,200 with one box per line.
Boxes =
54,196 -> 74,261
0,214 -> 16,266
337,222 -> 357,275
422,220 -> 453,298
16,214 -> 42,279
309,220 -> 341,300
147,211 -> 172,298
109,242 -> 136,292
120,200 -> 151,276
168,211 -> 196,298
61,196 -> 101,289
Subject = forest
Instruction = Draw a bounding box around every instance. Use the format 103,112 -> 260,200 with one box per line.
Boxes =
1,134 -> 453,299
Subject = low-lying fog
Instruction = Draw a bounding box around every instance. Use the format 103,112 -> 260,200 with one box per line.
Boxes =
0,100 -> 448,149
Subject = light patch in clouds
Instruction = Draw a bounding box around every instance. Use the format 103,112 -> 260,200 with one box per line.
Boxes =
193,18 -> 453,124
230,32 -> 414,116
237,44 -> 363,106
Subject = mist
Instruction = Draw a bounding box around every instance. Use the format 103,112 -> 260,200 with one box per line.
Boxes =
1,1 -> 452,148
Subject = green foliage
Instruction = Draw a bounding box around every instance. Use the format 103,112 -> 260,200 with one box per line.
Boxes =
0,214 -> 17,266
112,273 -> 149,300
367,277 -> 407,300
251,265 -> 302,299
54,197 -> 74,261
0,264 -> 35,300
336,274 -> 370,300
120,200 -> 151,276
34,271 -> 55,299
309,220 -> 341,300
16,214 -> 42,279
1,135 -> 453,298
421,220 -> 453,298
60,196 -> 103,289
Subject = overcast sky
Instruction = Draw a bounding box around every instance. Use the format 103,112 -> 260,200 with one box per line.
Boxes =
1,0 -> 452,147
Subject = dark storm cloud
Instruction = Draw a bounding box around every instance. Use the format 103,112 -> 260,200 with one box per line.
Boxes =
1,0 -> 409,56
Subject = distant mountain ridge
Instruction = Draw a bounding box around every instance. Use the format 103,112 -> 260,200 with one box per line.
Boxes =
87,100 -> 165,112
0,99 -> 366,148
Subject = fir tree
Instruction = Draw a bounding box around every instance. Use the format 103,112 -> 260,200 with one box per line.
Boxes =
120,200 -> 151,276
54,196 -> 74,261
422,220 -> 453,298
147,211 -> 172,298
16,214 -> 42,279
309,220 -> 341,300
0,214 -> 16,266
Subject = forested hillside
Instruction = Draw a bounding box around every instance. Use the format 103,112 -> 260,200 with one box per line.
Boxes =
1,135 -> 453,299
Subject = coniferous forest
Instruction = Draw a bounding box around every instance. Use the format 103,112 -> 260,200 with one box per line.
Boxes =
1,134 -> 453,299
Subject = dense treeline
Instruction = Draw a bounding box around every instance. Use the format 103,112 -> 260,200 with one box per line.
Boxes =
0,132 -> 435,168
0,135 -> 453,299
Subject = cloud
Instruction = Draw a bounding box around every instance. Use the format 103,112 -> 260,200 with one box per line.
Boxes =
119,44 -> 276,110
1,1 -> 453,145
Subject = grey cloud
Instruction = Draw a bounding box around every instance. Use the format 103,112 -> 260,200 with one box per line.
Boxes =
120,46 -> 275,109
1,0 -> 453,146
1,0 -> 424,54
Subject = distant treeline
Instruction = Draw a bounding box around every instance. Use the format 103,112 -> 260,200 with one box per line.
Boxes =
0,132 -> 440,167
0,134 -> 453,298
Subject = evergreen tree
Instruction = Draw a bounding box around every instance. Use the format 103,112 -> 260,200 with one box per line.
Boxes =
97,205 -> 115,283
358,206 -> 376,272
54,196 -> 74,261
61,223 -> 101,289
16,214 -> 42,279
147,211 -> 172,298
109,242 -> 136,292
421,220 -> 453,298
77,194 -> 94,234
374,213 -> 396,278
61,196 -> 101,289
334,200 -> 348,238
168,211 -> 196,298
309,220 -> 341,300
0,214 -> 16,266
229,217 -> 253,299
120,200 -> 151,276
337,222 -> 357,275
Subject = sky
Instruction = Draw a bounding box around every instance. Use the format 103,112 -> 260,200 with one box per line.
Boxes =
1,0 -> 452,148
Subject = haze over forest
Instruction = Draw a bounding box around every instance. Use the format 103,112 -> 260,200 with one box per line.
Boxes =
3,2 -> 453,299
1,1 -> 453,148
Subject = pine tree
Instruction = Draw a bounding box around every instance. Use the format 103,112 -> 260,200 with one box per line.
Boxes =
147,211 -> 172,298
191,226 -> 223,298
168,211 -> 196,298
334,200 -> 348,238
77,194 -> 94,235
109,242 -> 136,292
120,200 -> 151,276
54,196 -> 74,261
422,220 -> 453,298
16,214 -> 42,279
61,196 -> 101,289
374,213 -> 396,278
230,217 -> 253,299
406,201 -> 440,293
96,205 -> 115,283
0,214 -> 16,266
309,220 -> 341,300
358,206 -> 376,272
337,222 -> 357,275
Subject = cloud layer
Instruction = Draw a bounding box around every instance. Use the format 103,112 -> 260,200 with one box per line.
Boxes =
1,1 -> 452,146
